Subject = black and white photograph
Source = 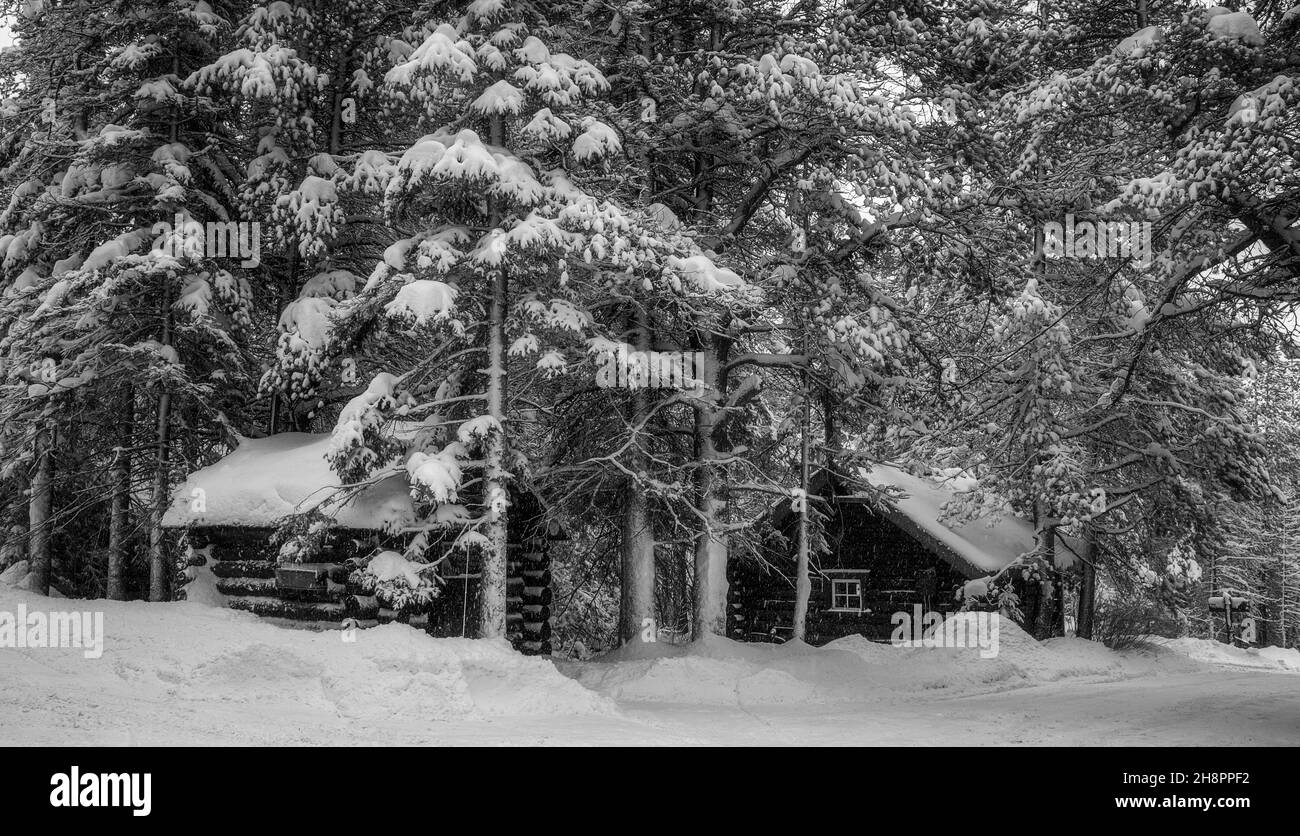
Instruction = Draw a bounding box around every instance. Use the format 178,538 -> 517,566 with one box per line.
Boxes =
0,0 -> 1296,777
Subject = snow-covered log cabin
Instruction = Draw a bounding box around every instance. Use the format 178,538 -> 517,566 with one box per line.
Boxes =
162,432 -> 562,654
728,466 -> 1076,645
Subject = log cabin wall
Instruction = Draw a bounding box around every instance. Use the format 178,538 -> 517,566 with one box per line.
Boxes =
176,495 -> 558,655
505,490 -> 555,655
727,498 -> 970,645
181,525 -> 391,624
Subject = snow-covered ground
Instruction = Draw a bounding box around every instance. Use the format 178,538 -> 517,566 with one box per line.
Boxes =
1,574 -> 1297,746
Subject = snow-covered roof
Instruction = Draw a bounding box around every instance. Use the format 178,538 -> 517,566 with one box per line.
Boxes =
162,432 -> 418,530
862,465 -> 1074,578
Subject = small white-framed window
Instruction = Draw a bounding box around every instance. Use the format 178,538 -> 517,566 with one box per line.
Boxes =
830,578 -> 863,613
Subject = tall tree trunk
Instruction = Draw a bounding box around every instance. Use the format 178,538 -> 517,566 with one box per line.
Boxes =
687,8 -> 730,636
106,394 -> 133,601
1280,506 -> 1289,647
620,475 -> 655,644
685,12 -> 743,641
619,315 -> 656,645
692,337 -> 729,638
1036,548 -> 1058,639
1053,562 -> 1066,636
822,392 -> 840,478
477,112 -> 510,640
478,263 -> 509,638
617,18 -> 662,645
1032,501 -> 1058,640
148,306 -> 173,602
791,337 -> 812,642
1076,525 -> 1097,639
150,51 -> 180,603
28,424 -> 54,596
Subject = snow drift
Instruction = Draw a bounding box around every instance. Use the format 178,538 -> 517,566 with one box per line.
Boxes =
1156,636 -> 1300,673
0,580 -> 612,745
563,615 -> 1206,708
0,560 -> 66,597
2,570 -> 1294,745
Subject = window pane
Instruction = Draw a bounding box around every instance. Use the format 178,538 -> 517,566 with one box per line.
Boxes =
831,578 -> 861,610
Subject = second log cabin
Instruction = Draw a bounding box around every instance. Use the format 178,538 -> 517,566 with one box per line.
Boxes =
728,465 -> 1077,645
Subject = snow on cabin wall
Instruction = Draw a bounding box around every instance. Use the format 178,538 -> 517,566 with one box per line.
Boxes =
162,432 -> 418,531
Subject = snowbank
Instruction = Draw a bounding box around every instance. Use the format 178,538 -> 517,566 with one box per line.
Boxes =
0,560 -> 66,597
0,581 -> 612,745
563,616 -> 1186,707
1156,637 -> 1300,674
4,565 -> 1295,745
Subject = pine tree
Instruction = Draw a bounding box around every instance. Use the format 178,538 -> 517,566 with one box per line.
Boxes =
0,0 -> 254,599
191,0 -> 411,431
317,0 -> 711,638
